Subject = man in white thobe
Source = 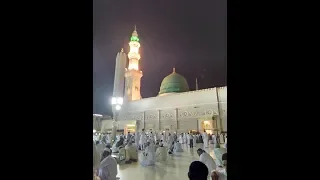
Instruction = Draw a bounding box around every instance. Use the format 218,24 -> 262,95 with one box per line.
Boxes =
156,142 -> 167,162
188,133 -> 194,148
125,142 -> 138,162
219,133 -> 224,144
140,141 -> 156,166
183,133 -> 187,144
179,133 -> 184,144
173,141 -> 184,152
166,133 -> 174,147
224,136 -> 227,149
193,134 -> 196,147
98,148 -> 118,180
187,133 -> 190,145
197,148 -> 216,178
202,131 -> 208,148
139,129 -> 147,150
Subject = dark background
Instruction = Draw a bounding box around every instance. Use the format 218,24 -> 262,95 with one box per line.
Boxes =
93,0 -> 227,115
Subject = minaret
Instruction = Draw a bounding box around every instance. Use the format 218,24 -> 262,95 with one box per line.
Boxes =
196,78 -> 199,90
113,48 -> 127,99
125,26 -> 143,101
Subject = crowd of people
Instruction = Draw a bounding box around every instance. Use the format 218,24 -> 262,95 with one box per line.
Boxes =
93,129 -> 227,180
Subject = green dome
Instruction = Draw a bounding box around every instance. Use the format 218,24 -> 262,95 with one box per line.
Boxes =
159,69 -> 189,95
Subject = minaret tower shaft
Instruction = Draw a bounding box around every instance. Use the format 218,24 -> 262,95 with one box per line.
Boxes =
125,26 -> 143,101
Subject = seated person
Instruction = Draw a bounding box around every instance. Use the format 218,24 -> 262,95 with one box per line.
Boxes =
98,148 -> 118,180
173,141 -> 184,152
125,142 -> 138,162
213,148 -> 227,167
140,141 -> 156,166
168,141 -> 175,154
111,136 -> 124,153
156,142 -> 167,162
116,145 -> 130,164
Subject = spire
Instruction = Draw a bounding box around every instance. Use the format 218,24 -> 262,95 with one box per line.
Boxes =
131,25 -> 139,41
196,78 -> 199,90
173,67 -> 176,73
121,48 -> 124,52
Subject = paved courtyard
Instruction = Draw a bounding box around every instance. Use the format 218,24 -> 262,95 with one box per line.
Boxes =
115,143 -> 223,180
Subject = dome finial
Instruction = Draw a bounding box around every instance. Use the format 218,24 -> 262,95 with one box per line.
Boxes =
121,48 -> 124,52
173,67 -> 176,73
134,24 -> 137,31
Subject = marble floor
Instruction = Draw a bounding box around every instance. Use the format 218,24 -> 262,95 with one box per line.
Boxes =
115,143 -> 223,180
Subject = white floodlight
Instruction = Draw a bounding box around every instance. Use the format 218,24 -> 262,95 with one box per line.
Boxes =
115,104 -> 121,111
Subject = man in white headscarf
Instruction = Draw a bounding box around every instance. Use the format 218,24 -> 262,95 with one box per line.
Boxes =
202,130 -> 208,148
173,141 -> 184,152
98,148 -> 118,180
125,142 -> 138,162
166,133 -> 174,147
197,148 -> 216,179
193,134 -> 196,147
179,133 -> 184,144
139,129 -> 147,150
156,142 -> 167,162
219,133 -> 224,144
140,140 -> 156,166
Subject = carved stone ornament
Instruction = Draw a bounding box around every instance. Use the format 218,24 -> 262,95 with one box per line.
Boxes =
180,109 -> 215,117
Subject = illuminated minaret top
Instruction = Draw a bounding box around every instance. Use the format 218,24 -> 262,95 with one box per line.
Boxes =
125,26 -> 143,101
127,25 -> 141,70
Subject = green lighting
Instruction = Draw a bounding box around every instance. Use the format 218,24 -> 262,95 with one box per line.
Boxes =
130,36 -> 139,42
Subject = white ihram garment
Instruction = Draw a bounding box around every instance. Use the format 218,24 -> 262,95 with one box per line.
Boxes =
167,136 -> 173,147
202,132 -> 208,148
98,156 -> 118,180
212,135 -> 216,144
199,152 -> 216,177
140,143 -> 156,166
178,135 -> 183,144
139,132 -> 147,146
219,134 -> 224,143
173,142 -> 183,152
187,135 -> 190,145
156,146 -> 167,161
125,144 -> 138,160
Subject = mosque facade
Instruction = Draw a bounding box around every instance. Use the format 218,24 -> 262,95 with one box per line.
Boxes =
102,28 -> 227,134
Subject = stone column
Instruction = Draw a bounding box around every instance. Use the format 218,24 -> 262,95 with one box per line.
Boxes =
142,111 -> 145,130
158,110 -> 161,131
175,108 -> 178,132
111,113 -> 118,144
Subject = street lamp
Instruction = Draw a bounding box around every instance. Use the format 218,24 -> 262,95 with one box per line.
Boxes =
111,96 -> 123,144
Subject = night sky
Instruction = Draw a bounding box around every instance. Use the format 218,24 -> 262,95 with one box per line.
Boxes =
93,0 -> 227,115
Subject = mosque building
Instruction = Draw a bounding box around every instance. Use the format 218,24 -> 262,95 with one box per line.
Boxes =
101,27 -> 227,135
